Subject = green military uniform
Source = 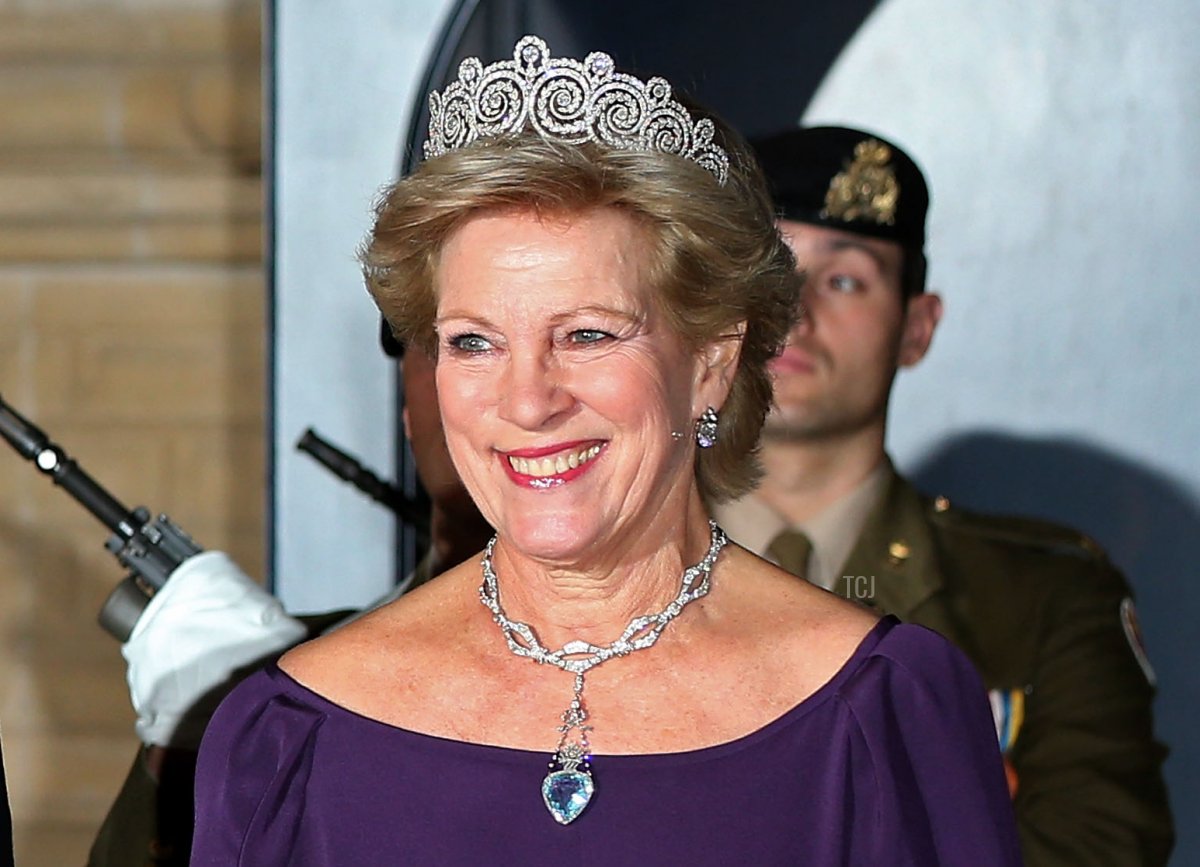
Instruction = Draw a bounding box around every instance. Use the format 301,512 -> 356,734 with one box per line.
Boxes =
841,467 -> 1172,865
88,747 -> 194,866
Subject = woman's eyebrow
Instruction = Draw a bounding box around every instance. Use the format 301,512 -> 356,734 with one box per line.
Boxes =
434,311 -> 496,329
550,305 -> 643,324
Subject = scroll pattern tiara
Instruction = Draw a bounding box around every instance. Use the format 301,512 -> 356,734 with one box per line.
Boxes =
423,35 -> 729,186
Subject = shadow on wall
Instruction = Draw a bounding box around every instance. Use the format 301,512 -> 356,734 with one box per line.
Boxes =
908,431 -> 1199,860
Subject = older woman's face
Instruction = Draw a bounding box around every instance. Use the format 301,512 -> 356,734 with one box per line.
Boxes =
433,207 -> 715,561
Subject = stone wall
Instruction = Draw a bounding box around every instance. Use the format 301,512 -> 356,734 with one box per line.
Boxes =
0,1 -> 265,861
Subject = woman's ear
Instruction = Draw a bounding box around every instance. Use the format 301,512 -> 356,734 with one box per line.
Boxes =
693,323 -> 745,414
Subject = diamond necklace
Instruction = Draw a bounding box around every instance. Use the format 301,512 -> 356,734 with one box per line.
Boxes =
478,520 -> 728,825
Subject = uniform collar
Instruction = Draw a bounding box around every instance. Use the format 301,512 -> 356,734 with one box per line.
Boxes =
803,462 -> 890,590
840,462 -> 977,656
712,490 -> 789,561
841,460 -> 944,614
713,462 -> 888,591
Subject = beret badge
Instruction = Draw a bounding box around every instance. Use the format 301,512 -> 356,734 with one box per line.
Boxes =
821,139 -> 900,226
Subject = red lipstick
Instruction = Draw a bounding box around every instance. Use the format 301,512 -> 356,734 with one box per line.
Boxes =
498,442 -> 604,489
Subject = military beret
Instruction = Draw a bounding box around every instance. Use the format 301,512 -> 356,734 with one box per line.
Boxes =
750,126 -> 929,252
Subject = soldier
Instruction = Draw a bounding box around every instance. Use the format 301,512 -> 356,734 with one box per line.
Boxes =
714,125 -> 1173,864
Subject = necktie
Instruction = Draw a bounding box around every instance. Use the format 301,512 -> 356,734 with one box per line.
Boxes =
767,529 -> 813,583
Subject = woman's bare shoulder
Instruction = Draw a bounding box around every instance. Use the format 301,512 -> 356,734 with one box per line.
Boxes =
714,545 -> 879,686
279,561 -> 482,702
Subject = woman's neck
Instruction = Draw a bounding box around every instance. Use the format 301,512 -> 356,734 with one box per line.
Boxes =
485,501 -> 715,648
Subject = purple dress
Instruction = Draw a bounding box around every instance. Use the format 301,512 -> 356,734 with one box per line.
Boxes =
191,617 -> 1021,865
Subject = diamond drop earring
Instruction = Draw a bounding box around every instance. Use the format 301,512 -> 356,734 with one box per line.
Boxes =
695,406 -> 719,448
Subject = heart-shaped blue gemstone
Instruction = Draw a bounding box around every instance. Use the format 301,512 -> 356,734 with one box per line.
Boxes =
541,769 -> 594,825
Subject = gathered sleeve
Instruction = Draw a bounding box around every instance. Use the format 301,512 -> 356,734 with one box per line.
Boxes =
190,669 -> 327,866
841,624 -> 1024,866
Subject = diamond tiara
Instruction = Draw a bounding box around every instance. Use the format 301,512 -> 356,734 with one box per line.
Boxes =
423,35 -> 729,186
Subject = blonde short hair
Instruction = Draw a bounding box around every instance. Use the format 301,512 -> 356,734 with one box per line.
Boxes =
361,121 -> 800,503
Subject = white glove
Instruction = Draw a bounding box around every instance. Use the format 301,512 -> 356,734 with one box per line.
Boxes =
121,551 -> 307,749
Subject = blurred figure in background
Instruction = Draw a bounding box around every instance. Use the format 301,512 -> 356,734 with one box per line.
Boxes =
715,125 -> 1173,865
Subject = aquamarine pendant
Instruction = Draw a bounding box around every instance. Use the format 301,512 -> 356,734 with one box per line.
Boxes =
543,675 -> 595,823
541,767 -> 594,825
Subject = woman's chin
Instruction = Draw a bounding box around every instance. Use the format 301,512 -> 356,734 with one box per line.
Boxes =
497,513 -> 604,564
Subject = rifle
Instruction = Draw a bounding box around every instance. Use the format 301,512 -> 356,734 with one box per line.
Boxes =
296,427 -> 430,544
0,394 -> 201,641
1,397 -> 429,640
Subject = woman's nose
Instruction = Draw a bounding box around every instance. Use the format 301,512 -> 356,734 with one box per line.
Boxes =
497,350 -> 573,430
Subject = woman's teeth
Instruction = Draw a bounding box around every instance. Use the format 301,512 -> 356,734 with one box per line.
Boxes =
508,445 -> 601,477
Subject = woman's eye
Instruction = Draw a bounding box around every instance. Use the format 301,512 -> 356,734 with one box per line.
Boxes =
448,333 -> 493,353
568,329 -> 612,345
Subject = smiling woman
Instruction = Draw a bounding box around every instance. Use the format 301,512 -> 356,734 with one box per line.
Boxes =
189,36 -> 1022,865
432,209 -> 713,562
363,126 -> 798,506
